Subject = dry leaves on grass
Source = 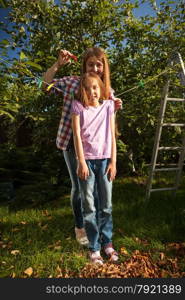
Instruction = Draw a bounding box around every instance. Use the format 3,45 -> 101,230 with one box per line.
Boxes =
24,267 -> 33,277
79,250 -> 160,278
120,247 -> 129,255
10,250 -> 21,255
0,240 -> 13,249
166,242 -> 185,257
42,209 -> 53,220
78,250 -> 185,278
48,240 -> 62,251
55,265 -> 72,278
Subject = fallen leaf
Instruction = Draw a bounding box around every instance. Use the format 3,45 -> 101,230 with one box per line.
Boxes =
11,272 -> 16,278
42,210 -> 49,216
54,246 -> 62,250
24,267 -> 33,277
120,247 -> 129,255
160,252 -> 165,260
42,224 -> 48,230
7,241 -> 13,249
11,250 -> 20,255
12,227 -> 20,232
20,221 -> 27,225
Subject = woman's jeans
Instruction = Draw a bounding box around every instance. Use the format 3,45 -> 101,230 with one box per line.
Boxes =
79,159 -> 113,252
63,148 -> 84,229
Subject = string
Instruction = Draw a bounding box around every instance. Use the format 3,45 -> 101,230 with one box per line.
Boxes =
0,56 -> 182,98
0,57 -> 64,93
115,66 -> 175,97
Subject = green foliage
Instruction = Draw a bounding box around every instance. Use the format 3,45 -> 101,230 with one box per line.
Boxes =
0,0 -> 185,172
0,143 -> 70,207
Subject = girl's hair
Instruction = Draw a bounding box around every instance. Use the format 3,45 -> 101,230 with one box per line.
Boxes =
78,72 -> 106,107
81,47 -> 110,99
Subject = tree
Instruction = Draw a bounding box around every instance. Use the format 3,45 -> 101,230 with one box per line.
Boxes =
0,0 -> 185,172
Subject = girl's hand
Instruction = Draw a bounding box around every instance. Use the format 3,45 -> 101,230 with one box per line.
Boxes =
57,49 -> 77,67
77,161 -> 89,180
106,162 -> 117,181
114,98 -> 122,111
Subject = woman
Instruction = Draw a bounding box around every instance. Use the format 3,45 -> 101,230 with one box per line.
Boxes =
43,48 -> 122,246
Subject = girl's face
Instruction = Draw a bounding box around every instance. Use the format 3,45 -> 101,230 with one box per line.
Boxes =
85,56 -> 104,78
85,77 -> 101,106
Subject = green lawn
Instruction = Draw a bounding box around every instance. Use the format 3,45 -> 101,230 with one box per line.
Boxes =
0,176 -> 185,278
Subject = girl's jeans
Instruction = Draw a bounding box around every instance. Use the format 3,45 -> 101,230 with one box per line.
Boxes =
63,148 -> 84,229
79,159 -> 113,252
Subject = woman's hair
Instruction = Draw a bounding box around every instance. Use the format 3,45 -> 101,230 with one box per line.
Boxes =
78,72 -> 106,107
81,47 -> 110,99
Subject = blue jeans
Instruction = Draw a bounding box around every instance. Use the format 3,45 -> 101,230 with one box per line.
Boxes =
79,159 -> 113,252
63,148 -> 84,229
63,148 -> 99,229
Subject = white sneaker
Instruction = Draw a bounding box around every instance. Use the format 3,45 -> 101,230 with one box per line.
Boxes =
89,251 -> 104,265
75,227 -> 89,246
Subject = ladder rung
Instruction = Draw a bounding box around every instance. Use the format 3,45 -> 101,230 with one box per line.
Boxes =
162,123 -> 185,127
150,187 -> 177,192
167,97 -> 185,102
158,146 -> 183,150
147,163 -> 185,166
154,167 -> 180,172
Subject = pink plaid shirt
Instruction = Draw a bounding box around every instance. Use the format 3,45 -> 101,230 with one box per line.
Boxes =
50,76 -> 115,150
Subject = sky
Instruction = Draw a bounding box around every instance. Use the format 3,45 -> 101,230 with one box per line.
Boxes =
0,0 -> 172,60
0,7 -> 19,58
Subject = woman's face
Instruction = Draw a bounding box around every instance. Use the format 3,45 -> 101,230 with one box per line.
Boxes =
85,56 -> 104,78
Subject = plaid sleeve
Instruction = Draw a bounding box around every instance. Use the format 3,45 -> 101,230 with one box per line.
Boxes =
46,76 -> 79,95
46,76 -> 69,95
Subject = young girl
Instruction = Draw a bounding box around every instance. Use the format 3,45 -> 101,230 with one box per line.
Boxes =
43,48 -> 122,247
71,72 -> 118,265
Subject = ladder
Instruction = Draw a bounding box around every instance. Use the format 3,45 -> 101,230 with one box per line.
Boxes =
146,52 -> 185,200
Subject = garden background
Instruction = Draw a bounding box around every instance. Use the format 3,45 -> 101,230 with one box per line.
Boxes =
0,0 -> 185,278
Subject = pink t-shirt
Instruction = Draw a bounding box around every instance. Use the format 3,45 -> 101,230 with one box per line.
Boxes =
71,100 -> 114,160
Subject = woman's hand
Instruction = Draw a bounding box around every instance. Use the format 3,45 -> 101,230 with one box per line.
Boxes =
114,98 -> 122,111
57,49 -> 77,67
106,161 -> 117,181
77,161 -> 89,180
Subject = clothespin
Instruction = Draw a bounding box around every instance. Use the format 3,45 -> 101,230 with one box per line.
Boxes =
138,80 -> 145,88
69,54 -> 78,62
46,82 -> 55,91
36,77 -> 43,89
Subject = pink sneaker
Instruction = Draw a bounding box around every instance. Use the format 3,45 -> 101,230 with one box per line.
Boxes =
104,243 -> 119,262
75,227 -> 89,246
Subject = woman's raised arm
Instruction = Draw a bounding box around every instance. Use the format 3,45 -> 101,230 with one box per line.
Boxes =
42,49 -> 76,89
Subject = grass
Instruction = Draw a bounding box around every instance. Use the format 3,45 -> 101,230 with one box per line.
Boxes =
0,175 -> 185,278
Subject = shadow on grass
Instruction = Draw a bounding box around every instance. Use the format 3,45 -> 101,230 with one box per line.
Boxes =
112,177 -> 185,244
0,176 -> 185,277
2,175 -> 185,245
